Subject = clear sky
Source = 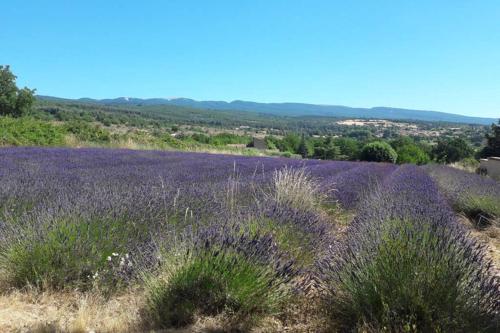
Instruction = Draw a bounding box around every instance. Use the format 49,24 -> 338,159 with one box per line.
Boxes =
1,1 -> 499,118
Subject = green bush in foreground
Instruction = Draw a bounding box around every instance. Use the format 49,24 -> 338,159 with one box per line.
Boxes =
145,249 -> 290,329
0,217 -> 142,291
324,219 -> 499,332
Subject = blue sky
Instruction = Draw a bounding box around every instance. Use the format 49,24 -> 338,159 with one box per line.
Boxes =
1,1 -> 499,118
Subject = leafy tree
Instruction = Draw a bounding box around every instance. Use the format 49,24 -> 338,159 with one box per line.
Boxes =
264,136 -> 280,150
396,144 -> 430,165
298,134 -> 313,158
479,120 -> 500,158
313,143 -> 341,160
324,144 -> 340,159
360,141 -> 398,163
0,65 -> 35,117
333,137 -> 361,160
389,136 -> 415,151
346,129 -> 373,142
280,133 -> 301,153
432,138 -> 473,163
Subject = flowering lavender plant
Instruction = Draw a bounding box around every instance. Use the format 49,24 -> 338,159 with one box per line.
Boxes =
425,165 -> 500,227
318,166 -> 500,332
144,222 -> 297,329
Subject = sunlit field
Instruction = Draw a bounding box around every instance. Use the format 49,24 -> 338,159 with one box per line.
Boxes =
0,147 -> 498,332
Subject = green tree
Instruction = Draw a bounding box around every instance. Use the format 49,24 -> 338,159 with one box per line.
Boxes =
333,137 -> 360,160
479,120 -> 500,158
390,136 -> 415,151
298,134 -> 313,158
360,141 -> 398,163
280,133 -> 301,153
396,144 -> 430,165
324,144 -> 341,159
313,143 -> 341,160
432,138 -> 474,163
0,65 -> 35,117
346,129 -> 373,142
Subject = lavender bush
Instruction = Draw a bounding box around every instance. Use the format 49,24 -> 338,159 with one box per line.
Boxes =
324,162 -> 397,209
0,215 -> 151,291
425,165 -> 500,227
144,223 -> 297,329
0,148 -> 338,290
319,166 -> 500,332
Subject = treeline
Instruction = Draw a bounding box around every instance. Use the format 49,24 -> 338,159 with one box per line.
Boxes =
265,130 -> 495,165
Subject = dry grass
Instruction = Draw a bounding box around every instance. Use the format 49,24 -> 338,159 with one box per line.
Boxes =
459,215 -> 500,269
448,160 -> 479,174
63,133 -> 276,158
0,289 -> 323,333
270,166 -> 326,212
0,289 -> 143,333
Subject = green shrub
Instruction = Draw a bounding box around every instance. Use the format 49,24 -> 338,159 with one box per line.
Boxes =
0,116 -> 65,146
432,138 -> 474,163
457,195 -> 500,227
0,217 -> 142,291
64,120 -> 111,143
208,133 -> 252,146
396,144 -> 430,165
265,137 -> 277,150
145,249 -> 289,329
326,219 -> 497,332
247,219 -> 316,267
161,134 -> 190,149
360,141 -> 398,163
453,157 -> 480,173
190,132 -> 210,144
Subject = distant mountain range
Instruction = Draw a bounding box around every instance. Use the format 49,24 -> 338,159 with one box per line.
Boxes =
38,96 -> 498,125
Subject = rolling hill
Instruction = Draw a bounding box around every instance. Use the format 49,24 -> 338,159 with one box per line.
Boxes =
37,96 -> 498,125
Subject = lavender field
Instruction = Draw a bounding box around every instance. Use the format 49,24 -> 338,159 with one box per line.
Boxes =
0,147 -> 499,332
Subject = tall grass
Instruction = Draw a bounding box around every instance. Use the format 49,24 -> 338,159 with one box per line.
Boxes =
269,166 -> 326,212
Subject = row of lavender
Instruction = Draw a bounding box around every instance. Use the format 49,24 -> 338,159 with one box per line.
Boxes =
0,148 -> 377,286
0,147 -> 390,228
424,164 -> 500,226
320,165 -> 499,331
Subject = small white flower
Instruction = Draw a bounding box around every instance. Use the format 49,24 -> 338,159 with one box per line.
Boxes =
107,256 -> 112,261
112,252 -> 119,257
